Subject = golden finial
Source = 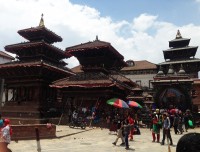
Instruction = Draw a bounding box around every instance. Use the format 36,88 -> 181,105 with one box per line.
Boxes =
96,35 -> 98,41
39,13 -> 45,27
176,30 -> 182,39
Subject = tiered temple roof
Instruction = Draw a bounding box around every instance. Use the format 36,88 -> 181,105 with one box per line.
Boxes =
163,30 -> 198,61
159,30 -> 200,78
5,41 -> 69,62
51,71 -> 136,89
5,15 -> 70,64
51,37 -> 137,99
18,14 -> 62,44
65,36 -> 127,72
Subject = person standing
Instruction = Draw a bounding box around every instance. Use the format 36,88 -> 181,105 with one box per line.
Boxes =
173,114 -> 179,134
177,114 -> 183,134
152,115 -> 161,142
112,122 -> 125,146
128,115 -> 134,141
123,119 -> 133,150
161,113 -> 173,145
183,113 -> 189,132
1,119 -> 12,152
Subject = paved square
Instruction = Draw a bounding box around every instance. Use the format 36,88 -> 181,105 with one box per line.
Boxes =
8,126 -> 200,152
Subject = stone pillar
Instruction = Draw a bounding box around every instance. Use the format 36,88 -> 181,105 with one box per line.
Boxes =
0,79 -> 5,107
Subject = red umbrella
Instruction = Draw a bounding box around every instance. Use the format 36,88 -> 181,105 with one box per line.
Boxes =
127,101 -> 142,108
170,108 -> 179,114
107,98 -> 129,108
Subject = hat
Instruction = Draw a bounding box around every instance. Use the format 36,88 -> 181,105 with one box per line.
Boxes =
4,118 -> 10,125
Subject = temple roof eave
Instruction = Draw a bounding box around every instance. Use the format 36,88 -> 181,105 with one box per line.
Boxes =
127,96 -> 144,99
0,60 -> 75,75
159,58 -> 200,65
18,26 -> 62,43
169,38 -> 190,43
50,71 -> 136,91
5,41 -> 70,59
65,40 -> 124,60
50,83 -> 115,89
152,79 -> 193,83
163,46 -> 198,52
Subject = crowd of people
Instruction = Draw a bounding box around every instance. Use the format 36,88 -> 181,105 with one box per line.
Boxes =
105,107 -> 196,150
0,105 -> 199,151
66,104 -> 197,151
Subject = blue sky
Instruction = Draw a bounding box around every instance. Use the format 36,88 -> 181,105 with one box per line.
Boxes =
71,0 -> 200,25
1,0 -> 200,68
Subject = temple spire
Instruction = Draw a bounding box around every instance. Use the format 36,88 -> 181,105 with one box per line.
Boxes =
156,66 -> 165,76
176,30 -> 182,39
178,64 -> 186,75
39,14 -> 45,27
95,35 -> 99,41
167,64 -> 175,75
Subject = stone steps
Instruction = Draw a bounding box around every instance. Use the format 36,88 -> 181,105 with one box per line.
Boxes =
7,117 -> 67,125
0,101 -> 62,125
9,118 -> 48,125
0,107 -> 40,112
1,111 -> 41,119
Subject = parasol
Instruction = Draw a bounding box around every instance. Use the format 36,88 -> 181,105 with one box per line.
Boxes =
127,101 -> 142,108
106,98 -> 129,108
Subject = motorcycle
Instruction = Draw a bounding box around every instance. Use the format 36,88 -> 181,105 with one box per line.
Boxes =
69,117 -> 87,129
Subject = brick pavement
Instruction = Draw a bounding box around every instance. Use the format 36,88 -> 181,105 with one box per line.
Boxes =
8,126 -> 200,152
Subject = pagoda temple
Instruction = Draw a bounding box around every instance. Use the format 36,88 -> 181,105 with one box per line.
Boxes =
154,30 -> 200,112
159,30 -> 200,78
152,65 -> 194,111
0,15 -> 74,124
51,37 -> 137,110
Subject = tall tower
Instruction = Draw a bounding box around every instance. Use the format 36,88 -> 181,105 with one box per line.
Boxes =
159,30 -> 200,78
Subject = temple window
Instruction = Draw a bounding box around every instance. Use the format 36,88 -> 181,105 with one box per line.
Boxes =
136,80 -> 141,86
149,80 -> 153,89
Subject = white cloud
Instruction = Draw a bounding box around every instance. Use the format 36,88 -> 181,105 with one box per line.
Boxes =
132,14 -> 158,32
0,0 -> 200,68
